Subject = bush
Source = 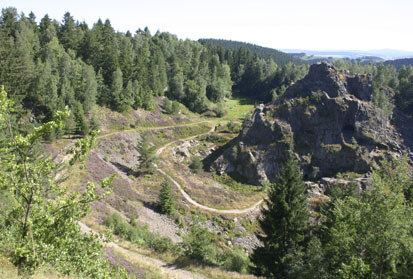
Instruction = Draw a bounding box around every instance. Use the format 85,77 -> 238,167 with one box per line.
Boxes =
226,120 -> 240,133
163,98 -> 180,115
171,101 -> 180,114
104,213 -> 179,254
103,213 -> 129,238
310,90 -> 325,103
189,156 -> 203,173
89,114 -> 101,131
215,102 -> 226,117
149,236 -> 175,253
220,246 -> 250,274
183,224 -> 219,264
163,98 -> 172,114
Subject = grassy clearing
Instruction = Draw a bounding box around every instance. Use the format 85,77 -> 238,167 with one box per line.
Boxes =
148,122 -> 213,149
59,165 -> 90,189
0,256 -> 75,279
98,120 -> 211,140
212,173 -> 264,194
217,96 -> 255,122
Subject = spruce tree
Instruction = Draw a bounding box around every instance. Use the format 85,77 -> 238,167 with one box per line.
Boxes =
73,101 -> 89,136
251,157 -> 309,279
135,132 -> 157,175
141,88 -> 155,111
159,179 -> 175,216
110,68 -> 124,111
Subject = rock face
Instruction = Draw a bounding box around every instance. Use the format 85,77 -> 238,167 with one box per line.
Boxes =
212,62 -> 411,185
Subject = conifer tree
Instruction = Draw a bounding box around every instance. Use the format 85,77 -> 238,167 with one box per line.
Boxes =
159,179 -> 175,216
141,88 -> 155,111
163,97 -> 173,114
73,101 -> 89,136
131,79 -> 141,109
251,157 -> 309,279
96,69 -> 108,106
58,12 -> 81,51
64,111 -> 76,135
135,132 -> 157,175
110,67 -> 123,111
77,64 -> 97,114
89,113 -> 101,131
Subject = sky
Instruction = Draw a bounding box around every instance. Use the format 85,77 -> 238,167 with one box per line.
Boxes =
2,0 -> 413,51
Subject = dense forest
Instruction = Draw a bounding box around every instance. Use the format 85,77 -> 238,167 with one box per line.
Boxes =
384,58 -> 413,70
1,7 -> 412,127
198,38 -> 305,66
0,7 -> 311,133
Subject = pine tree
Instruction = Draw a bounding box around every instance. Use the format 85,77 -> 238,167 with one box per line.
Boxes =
77,64 -> 97,114
73,101 -> 89,136
64,110 -> 76,135
58,12 -> 82,51
110,67 -> 124,111
96,69 -> 108,106
159,179 -> 175,216
141,87 -> 155,111
168,62 -> 184,101
131,79 -> 141,109
251,157 -> 309,279
89,113 -> 101,131
135,132 -> 157,175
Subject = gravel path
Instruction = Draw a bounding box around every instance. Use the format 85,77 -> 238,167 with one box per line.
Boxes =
97,120 -> 264,215
78,222 -> 204,279
155,124 -> 264,215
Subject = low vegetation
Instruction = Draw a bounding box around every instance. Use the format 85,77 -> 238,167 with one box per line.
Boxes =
104,213 -> 179,254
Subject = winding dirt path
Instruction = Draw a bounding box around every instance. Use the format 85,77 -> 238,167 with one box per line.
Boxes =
78,222 -> 205,279
157,168 -> 264,214
77,120 -> 264,215
153,123 -> 264,214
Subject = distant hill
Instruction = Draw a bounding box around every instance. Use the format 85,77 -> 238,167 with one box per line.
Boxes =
289,54 -> 383,65
384,58 -> 413,70
198,39 -> 306,66
282,49 -> 413,60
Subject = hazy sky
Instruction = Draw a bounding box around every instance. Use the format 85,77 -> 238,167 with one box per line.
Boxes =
2,0 -> 413,51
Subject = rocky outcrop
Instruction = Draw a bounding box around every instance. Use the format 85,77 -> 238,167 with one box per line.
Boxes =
212,62 -> 411,185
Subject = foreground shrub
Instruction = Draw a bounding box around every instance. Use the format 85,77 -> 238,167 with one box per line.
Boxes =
220,246 -> 250,274
0,89 -> 125,278
104,213 -> 180,254
183,224 -> 219,264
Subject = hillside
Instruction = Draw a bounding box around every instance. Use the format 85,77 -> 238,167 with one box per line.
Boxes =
199,38 -> 306,66
384,58 -> 413,70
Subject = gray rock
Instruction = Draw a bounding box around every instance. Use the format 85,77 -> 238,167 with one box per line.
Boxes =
212,62 -> 411,185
